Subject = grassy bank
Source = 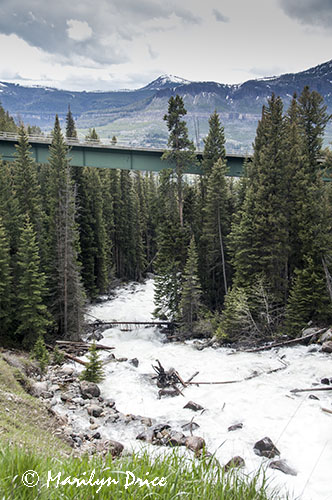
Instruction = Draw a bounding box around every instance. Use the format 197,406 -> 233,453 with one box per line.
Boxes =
0,445 -> 286,500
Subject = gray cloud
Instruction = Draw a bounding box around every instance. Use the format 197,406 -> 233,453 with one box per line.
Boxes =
212,8 -> 229,23
279,0 -> 332,29
0,0 -> 201,67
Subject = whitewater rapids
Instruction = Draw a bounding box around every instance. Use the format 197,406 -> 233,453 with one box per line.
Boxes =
87,279 -> 332,500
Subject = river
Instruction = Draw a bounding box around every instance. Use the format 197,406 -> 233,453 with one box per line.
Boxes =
87,279 -> 332,500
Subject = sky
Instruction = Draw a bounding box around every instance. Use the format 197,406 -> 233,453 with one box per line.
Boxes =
1,0 -> 332,91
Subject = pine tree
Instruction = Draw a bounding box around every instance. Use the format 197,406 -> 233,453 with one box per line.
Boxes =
0,219 -> 12,337
179,236 -> 202,330
154,169 -> 188,320
12,125 -> 44,254
202,111 -> 226,176
202,159 -> 230,309
111,135 -> 117,145
48,115 -> 85,340
65,105 -> 77,140
85,128 -> 100,142
0,103 -> 17,132
32,334 -> 50,373
162,95 -> 196,226
284,256 -> 332,337
15,218 -> 51,348
80,341 -> 104,383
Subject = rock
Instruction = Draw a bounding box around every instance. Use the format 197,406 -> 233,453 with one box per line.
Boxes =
80,381 -> 101,399
185,436 -> 206,454
87,331 -> 104,342
224,456 -> 245,472
59,365 -> 76,376
136,429 -> 154,443
309,394 -> 320,400
163,431 -> 186,447
183,401 -> 204,412
40,391 -> 53,399
30,381 -> 48,397
322,341 -> 332,353
90,424 -> 99,430
116,357 -> 128,362
228,423 -> 243,432
269,459 -> 297,476
152,423 -> 171,434
106,439 -> 124,457
72,397 -> 85,405
181,421 -> 200,432
140,417 -> 153,427
60,392 -> 73,403
318,329 -> 332,344
105,399 -> 116,408
2,352 -> 41,377
87,405 -> 103,417
49,384 -> 60,392
254,437 -> 280,458
129,358 -> 139,367
321,378 -> 331,385
93,432 -> 101,440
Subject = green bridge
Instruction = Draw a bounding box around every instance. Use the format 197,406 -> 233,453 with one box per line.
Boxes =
0,133 -> 247,176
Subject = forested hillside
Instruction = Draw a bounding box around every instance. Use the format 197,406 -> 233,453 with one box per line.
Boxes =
1,85 -> 332,352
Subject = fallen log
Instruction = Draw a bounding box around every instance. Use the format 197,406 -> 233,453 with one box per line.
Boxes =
46,344 -> 88,366
188,358 -> 288,386
291,386 -> 332,394
55,340 -> 115,351
186,371 -> 199,385
244,328 -> 327,353
321,407 -> 332,415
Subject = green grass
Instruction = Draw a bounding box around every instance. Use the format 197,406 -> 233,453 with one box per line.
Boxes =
0,446 -> 286,500
0,354 -> 71,457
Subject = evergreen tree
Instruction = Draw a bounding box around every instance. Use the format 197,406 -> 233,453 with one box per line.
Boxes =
32,334 -> 50,373
111,135 -> 117,145
284,256 -> 332,336
65,105 -> 77,139
179,236 -> 202,330
80,341 -> 104,383
162,95 -> 196,226
154,170 -> 188,320
202,111 -> 226,176
48,115 -> 85,340
15,218 -> 50,348
85,128 -> 100,142
298,86 -> 330,178
0,103 -> 17,132
202,159 -> 230,309
0,219 -> 12,337
12,125 -> 44,243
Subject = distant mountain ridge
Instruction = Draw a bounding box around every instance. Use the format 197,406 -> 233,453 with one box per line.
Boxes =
1,60 -> 332,152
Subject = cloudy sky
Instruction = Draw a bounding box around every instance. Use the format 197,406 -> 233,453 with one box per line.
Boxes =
1,0 -> 332,91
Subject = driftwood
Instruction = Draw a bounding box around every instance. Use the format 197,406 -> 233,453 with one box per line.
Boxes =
187,358 -> 288,386
185,371 -> 199,385
321,407 -> 332,415
152,359 -> 185,388
46,344 -> 88,366
244,328 -> 327,353
290,386 -> 332,394
55,340 -> 115,351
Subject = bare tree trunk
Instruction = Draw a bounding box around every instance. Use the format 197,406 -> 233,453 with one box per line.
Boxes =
322,256 -> 332,303
217,206 -> 228,294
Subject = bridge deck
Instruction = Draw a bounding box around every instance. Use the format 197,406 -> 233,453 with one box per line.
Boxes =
0,132 -> 247,176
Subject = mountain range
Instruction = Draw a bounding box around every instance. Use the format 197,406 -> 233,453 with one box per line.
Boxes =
1,60 -> 332,153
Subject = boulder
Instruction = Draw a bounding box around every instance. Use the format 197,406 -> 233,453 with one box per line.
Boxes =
87,331 -> 104,342
318,329 -> 332,344
87,404 -> 103,417
224,456 -> 245,472
80,381 -> 101,399
185,436 -> 206,454
228,423 -> 243,432
59,365 -> 76,376
321,341 -> 332,353
136,429 -> 155,443
320,378 -> 331,385
106,439 -> 124,457
129,358 -> 139,367
163,431 -> 186,447
181,421 -> 200,432
269,459 -> 297,476
253,437 -> 280,458
183,401 -> 204,412
30,380 -> 48,397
